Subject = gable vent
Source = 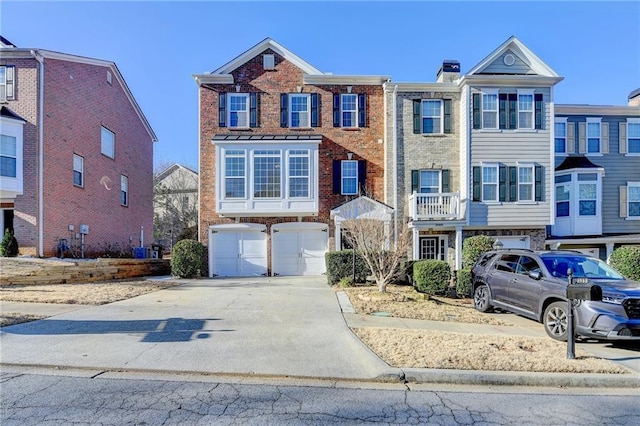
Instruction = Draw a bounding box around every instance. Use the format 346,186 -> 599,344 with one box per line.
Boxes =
263,54 -> 275,70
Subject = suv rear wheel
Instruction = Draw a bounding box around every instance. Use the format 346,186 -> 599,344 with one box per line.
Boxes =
473,284 -> 493,313
543,301 -> 570,341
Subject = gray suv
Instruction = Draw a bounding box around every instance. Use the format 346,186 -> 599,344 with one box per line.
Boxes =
471,249 -> 640,341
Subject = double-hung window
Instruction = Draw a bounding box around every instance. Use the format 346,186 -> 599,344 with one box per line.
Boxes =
421,100 -> 442,134
554,119 -> 567,154
333,93 -> 366,128
289,94 -> 310,128
628,183 -> 640,217
517,90 -> 534,129
228,93 -> 249,128
627,119 -> 640,154
73,154 -> 84,187
578,173 -> 597,216
0,134 -> 17,178
0,66 -> 15,101
586,118 -> 601,153
341,160 -> 358,195
482,92 -> 498,129
341,94 -> 358,128
224,150 -> 246,198
518,165 -> 534,202
288,149 -> 309,197
555,175 -> 571,217
254,150 -> 281,198
482,165 -> 499,202
101,126 -> 115,159
419,170 -> 440,193
120,175 -> 128,206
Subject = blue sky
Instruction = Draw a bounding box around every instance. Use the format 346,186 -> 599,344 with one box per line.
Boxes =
2,1 -> 639,171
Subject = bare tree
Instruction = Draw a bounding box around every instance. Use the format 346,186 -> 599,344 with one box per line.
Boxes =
341,215 -> 412,293
153,163 -> 198,251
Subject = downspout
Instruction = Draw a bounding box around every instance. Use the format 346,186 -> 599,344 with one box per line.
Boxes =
31,50 -> 44,257
392,84 -> 399,245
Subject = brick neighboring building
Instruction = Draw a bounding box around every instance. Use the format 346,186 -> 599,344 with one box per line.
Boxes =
0,37 -> 157,257
194,38 -> 389,277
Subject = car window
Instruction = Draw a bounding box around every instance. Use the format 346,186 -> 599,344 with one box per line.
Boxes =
517,256 -> 542,275
495,254 -> 519,273
542,256 -> 625,280
477,252 -> 497,267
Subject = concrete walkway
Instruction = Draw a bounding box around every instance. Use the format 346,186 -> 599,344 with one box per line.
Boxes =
1,277 -> 638,387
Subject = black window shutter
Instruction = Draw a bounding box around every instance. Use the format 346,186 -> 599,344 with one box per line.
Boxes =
442,169 -> 450,192
472,94 -> 480,129
535,93 -> 543,129
311,93 -> 319,127
535,165 -> 543,201
443,99 -> 451,134
357,160 -> 367,193
508,94 -> 517,129
472,167 -> 481,201
219,92 -> 227,127
280,93 -> 288,127
508,166 -> 517,202
413,100 -> 421,134
333,94 -> 340,127
250,92 -> 259,128
499,165 -> 507,202
358,94 -> 366,128
499,94 -> 507,129
333,160 -> 341,194
411,170 -> 419,193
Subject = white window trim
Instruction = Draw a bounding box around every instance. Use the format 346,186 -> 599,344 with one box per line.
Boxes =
421,99 -> 443,134
288,93 -> 311,129
586,117 -> 602,155
419,169 -> 442,193
101,126 -> 115,159
341,94 -> 359,128
517,89 -> 535,130
223,149 -> 247,199
516,162 -> 535,203
481,90 -> 499,130
628,181 -> 640,220
554,117 -> 568,155
253,150 -> 282,199
626,118 -> 640,156
418,235 -> 448,261
341,159 -> 358,195
481,162 -> 499,203
73,154 -> 84,187
288,149 -> 310,198
227,93 -> 250,129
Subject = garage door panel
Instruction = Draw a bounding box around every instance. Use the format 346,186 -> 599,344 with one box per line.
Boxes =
272,227 -> 327,276
210,227 -> 267,277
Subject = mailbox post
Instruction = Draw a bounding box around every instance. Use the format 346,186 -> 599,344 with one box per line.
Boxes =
565,268 -> 602,359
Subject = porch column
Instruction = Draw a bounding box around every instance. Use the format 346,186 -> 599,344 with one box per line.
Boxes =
383,221 -> 390,250
455,226 -> 463,270
605,242 -> 615,263
335,222 -> 342,251
412,228 -> 420,260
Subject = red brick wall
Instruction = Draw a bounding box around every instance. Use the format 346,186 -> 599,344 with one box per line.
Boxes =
1,55 -> 154,257
198,49 -> 385,242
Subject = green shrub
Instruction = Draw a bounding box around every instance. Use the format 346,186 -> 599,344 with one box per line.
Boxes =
609,246 -> 640,281
462,235 -> 495,268
338,276 -> 354,288
0,229 -> 19,257
170,239 -> 206,278
325,250 -> 370,285
456,268 -> 473,298
413,260 -> 450,295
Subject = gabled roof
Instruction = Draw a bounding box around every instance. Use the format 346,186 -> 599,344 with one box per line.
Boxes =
466,36 -> 561,78
211,37 -> 322,76
330,196 -> 393,222
156,163 -> 198,182
0,106 -> 26,123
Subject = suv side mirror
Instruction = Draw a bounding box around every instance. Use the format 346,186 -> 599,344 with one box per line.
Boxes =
528,271 -> 542,280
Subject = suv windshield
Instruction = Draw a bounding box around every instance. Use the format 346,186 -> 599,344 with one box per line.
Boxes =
541,255 -> 625,280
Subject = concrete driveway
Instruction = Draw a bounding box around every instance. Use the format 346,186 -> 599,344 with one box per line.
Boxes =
0,277 -> 400,381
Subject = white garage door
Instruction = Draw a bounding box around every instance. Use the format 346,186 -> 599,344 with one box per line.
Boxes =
209,224 -> 267,277
272,223 -> 328,276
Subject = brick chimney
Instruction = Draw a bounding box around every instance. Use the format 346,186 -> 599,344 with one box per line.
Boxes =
436,60 -> 460,83
628,88 -> 640,107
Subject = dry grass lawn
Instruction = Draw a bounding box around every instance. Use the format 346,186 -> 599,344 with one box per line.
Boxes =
342,284 -> 629,374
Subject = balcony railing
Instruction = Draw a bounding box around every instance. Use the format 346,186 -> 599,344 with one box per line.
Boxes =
409,192 -> 461,221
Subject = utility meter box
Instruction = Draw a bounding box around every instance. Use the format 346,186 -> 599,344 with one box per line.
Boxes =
79,224 -> 90,235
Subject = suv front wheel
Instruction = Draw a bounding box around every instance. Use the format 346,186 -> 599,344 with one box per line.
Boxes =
473,284 -> 493,313
543,301 -> 571,341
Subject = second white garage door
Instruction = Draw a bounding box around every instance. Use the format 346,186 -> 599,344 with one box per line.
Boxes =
272,223 -> 328,276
